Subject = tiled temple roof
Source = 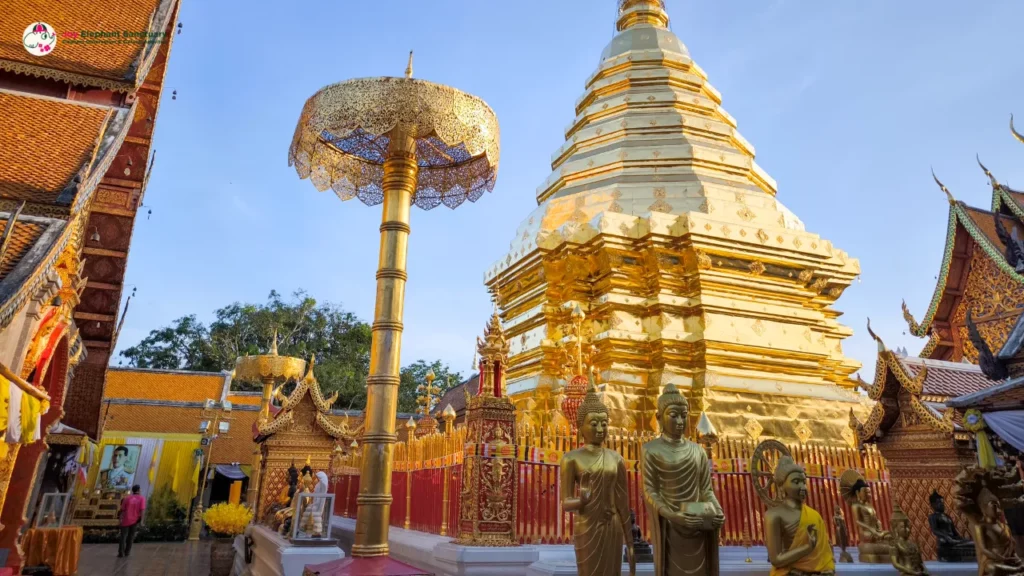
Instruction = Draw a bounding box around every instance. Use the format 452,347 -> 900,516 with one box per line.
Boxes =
431,374 -> 478,418
897,356 -> 996,398
0,0 -> 177,91
0,90 -> 133,209
948,375 -> 1024,411
0,213 -> 68,330
105,367 -> 231,403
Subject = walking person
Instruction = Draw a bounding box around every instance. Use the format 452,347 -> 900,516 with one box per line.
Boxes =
118,485 -> 146,558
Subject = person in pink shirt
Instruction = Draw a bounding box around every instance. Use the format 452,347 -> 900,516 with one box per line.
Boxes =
118,485 -> 146,558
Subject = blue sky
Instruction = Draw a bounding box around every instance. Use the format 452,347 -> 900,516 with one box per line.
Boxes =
117,0 -> 1024,383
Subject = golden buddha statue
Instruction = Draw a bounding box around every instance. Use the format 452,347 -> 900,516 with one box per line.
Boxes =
954,465 -> 1024,576
764,456 -> 835,576
641,382 -> 723,576
890,506 -> 929,576
841,469 -> 890,563
559,380 -> 636,576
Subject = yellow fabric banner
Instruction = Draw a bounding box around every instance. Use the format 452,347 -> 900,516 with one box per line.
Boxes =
154,440 -> 201,506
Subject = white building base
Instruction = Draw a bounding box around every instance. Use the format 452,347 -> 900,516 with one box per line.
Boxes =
330,517 -> 979,576
330,516 -> 539,575
246,524 -> 344,576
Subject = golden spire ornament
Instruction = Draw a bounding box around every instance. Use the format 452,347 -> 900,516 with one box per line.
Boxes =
289,53 -> 500,558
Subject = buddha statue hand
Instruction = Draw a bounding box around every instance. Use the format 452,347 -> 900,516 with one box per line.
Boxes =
578,471 -> 592,513
807,524 -> 819,549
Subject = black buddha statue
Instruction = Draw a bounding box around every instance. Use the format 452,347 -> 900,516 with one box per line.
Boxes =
929,491 -> 976,562
623,509 -> 653,564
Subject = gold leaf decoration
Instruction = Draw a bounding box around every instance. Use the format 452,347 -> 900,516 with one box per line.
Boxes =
798,269 -> 813,283
737,206 -> 755,221
795,421 -> 812,443
695,250 -> 713,270
744,418 -> 763,441
756,229 -> 769,244
748,261 -> 766,275
752,319 -> 766,336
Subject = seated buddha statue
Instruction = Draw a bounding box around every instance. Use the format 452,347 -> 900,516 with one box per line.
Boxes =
890,506 -> 929,576
278,465 -> 315,536
928,491 -> 975,562
841,470 -> 890,563
764,456 -> 835,576
264,462 -> 299,528
973,489 -> 1024,576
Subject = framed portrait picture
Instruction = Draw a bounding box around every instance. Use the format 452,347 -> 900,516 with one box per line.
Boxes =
35,493 -> 71,528
96,444 -> 141,492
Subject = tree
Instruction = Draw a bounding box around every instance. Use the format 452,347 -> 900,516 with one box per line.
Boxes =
396,359 -> 464,415
119,290 -> 462,412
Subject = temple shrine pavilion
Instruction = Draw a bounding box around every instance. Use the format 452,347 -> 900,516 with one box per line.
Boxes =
485,0 -> 868,445
0,0 -> 180,569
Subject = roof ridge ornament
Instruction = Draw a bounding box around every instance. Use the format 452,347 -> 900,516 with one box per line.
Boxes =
866,317 -> 887,352
1012,114 -> 1024,145
617,0 -> 670,31
901,300 -> 922,335
931,168 -> 956,205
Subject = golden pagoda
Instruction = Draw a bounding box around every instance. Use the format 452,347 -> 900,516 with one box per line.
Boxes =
485,0 -> 868,444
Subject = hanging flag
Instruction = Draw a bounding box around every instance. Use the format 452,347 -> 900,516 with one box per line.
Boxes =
148,452 -> 158,485
190,458 -> 201,498
172,454 -> 181,493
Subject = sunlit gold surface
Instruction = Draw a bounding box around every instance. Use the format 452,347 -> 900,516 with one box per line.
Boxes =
642,384 -> 723,576
291,65 -> 500,556
486,0 -> 867,446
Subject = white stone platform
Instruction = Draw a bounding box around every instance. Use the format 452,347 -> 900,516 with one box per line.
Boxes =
245,524 -> 344,576
330,516 -> 979,576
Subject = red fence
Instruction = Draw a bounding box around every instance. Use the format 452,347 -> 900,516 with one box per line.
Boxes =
331,433 -> 891,547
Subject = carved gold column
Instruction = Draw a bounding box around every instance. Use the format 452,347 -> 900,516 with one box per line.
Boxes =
440,404 -> 455,536
288,54 -> 500,558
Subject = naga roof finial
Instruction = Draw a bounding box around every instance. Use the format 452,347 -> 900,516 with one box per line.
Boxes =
977,155 -> 1001,190
932,168 -> 956,205
901,300 -> 922,334
866,317 -> 887,352
1011,114 -> 1023,145
270,328 -> 279,356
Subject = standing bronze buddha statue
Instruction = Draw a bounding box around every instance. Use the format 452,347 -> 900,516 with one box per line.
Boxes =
641,383 -> 723,576
559,380 -> 636,576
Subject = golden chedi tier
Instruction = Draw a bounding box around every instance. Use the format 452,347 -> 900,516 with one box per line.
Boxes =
485,0 -> 867,443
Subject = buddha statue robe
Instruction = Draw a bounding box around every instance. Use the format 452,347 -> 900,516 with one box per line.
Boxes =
770,505 -> 834,576
642,437 -> 722,576
560,446 -> 631,576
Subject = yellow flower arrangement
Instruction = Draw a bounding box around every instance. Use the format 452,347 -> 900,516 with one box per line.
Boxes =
203,502 -> 253,537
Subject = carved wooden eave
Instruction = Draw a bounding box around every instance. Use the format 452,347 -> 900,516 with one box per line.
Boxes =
853,321 -> 961,442
255,356 -> 342,441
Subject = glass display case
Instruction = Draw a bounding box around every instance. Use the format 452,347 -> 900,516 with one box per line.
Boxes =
35,492 -> 72,528
290,492 -> 335,542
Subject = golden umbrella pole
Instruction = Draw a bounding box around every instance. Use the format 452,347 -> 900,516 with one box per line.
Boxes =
288,53 -> 500,557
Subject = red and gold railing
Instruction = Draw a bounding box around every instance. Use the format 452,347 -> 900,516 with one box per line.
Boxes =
331,427 -> 891,547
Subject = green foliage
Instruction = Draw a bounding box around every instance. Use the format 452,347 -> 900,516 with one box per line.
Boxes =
397,359 -> 463,414
120,290 -> 463,412
146,484 -> 187,524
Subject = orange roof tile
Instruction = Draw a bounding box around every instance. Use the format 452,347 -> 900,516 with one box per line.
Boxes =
0,91 -> 117,205
105,404 -> 258,465
963,205 -> 1024,251
227,393 -> 263,407
0,220 -> 44,280
105,368 -> 226,403
0,0 -> 170,87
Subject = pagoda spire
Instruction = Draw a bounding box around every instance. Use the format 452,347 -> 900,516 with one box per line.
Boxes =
617,0 -> 670,31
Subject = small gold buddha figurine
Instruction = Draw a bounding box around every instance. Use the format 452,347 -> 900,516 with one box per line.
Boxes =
833,506 -> 853,563
890,505 -> 929,576
954,465 -> 1024,576
841,469 -> 890,563
764,456 -> 835,576
641,382 -> 724,576
559,380 -> 636,576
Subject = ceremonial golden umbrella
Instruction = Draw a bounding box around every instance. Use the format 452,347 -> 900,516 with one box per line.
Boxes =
288,54 -> 499,557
